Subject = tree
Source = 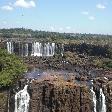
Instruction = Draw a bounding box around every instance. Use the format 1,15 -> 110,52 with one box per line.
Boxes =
0,48 -> 27,87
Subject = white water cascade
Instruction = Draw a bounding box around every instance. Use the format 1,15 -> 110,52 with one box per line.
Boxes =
100,88 -> 106,112
7,42 -> 13,54
6,41 -> 56,56
44,43 -> 55,56
31,42 -> 55,56
90,80 -> 97,112
24,43 -> 29,57
31,42 -> 42,56
14,85 -> 30,112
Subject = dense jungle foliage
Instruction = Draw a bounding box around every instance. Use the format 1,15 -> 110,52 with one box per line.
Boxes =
0,28 -> 112,45
0,49 -> 27,87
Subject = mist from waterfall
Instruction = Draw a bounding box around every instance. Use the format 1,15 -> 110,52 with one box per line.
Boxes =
14,85 -> 30,112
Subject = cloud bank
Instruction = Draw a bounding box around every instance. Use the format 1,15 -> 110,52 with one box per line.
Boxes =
1,5 -> 13,11
1,0 -> 36,11
14,0 -> 36,8
96,4 -> 106,9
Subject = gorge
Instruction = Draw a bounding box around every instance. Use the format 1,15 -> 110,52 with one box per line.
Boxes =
0,37 -> 112,112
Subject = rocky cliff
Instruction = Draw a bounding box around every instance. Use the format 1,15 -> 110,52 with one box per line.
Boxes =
105,81 -> 112,112
0,91 -> 8,112
29,76 -> 92,112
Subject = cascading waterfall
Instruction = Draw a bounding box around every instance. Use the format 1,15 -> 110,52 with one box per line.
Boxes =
51,43 -> 55,56
90,80 -> 97,112
44,43 -> 49,56
7,42 -> 13,54
24,43 -> 29,57
44,43 -> 55,56
47,43 -> 50,56
14,85 -> 30,112
31,42 -> 55,56
6,41 -> 55,57
100,88 -> 106,112
31,42 -> 42,56
61,44 -> 64,56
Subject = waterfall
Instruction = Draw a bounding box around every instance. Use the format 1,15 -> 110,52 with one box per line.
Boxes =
100,88 -> 106,112
31,42 -> 55,56
14,85 -> 30,112
90,80 -> 97,112
52,43 -> 55,56
61,44 -> 64,56
6,41 -> 55,57
47,43 -> 50,56
7,42 -> 13,54
44,43 -> 55,56
24,43 -> 29,57
31,42 -> 42,56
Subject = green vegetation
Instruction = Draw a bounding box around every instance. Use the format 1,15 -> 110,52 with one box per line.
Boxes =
0,49 -> 27,87
0,28 -> 112,45
0,28 -> 112,70
93,58 -> 112,69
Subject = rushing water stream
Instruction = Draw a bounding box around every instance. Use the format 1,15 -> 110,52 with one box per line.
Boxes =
14,85 -> 30,112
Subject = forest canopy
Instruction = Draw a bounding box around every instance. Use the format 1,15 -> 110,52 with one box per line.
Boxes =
0,48 -> 27,87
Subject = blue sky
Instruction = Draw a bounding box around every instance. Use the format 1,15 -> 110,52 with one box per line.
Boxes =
0,0 -> 112,34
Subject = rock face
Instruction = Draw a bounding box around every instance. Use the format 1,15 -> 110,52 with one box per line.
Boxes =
105,81 -> 112,112
29,78 -> 92,112
0,91 -> 8,112
93,77 -> 112,112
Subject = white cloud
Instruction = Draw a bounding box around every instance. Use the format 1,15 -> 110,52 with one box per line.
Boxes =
1,5 -> 13,11
66,26 -> 71,30
14,0 -> 36,8
81,11 -> 89,15
88,16 -> 95,20
96,4 -> 106,9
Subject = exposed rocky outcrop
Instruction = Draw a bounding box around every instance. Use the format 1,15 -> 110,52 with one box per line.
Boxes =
29,76 -> 92,112
104,81 -> 112,112
0,91 -> 8,112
